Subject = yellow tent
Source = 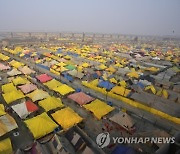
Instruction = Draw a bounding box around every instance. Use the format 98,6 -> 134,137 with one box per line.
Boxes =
145,85 -> 156,94
0,104 -> 6,116
26,89 -> 49,102
81,63 -> 89,68
127,72 -> 139,78
43,79 -> 62,90
119,80 -> 126,87
2,83 -> 17,93
111,86 -> 131,97
0,53 -> 10,61
38,96 -> 64,112
53,84 -> 75,96
50,68 -> 60,75
156,89 -> 169,99
106,66 -> 116,73
24,112 -> 58,139
52,107 -> 83,130
9,60 -> 24,68
109,78 -> 118,84
83,99 -> 114,120
99,64 -> 107,70
56,62 -> 67,67
12,77 -> 30,86
0,138 -> 13,154
3,90 -> 25,104
145,67 -> 159,72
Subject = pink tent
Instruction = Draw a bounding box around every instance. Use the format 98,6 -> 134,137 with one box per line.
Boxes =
0,63 -> 10,70
68,92 -> 95,106
36,74 -> 52,83
18,83 -> 37,94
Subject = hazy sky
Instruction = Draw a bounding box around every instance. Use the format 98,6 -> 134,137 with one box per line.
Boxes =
0,0 -> 180,36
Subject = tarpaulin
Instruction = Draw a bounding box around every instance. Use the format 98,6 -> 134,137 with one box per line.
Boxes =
38,96 -> 64,112
24,112 -> 58,139
51,107 -> 83,130
2,83 -> 17,93
68,92 -> 95,105
18,83 -> 37,94
83,99 -> 114,120
12,102 -> 29,119
7,68 -> 22,76
36,74 -> 52,83
43,79 -> 62,90
3,90 -> 25,104
0,138 -> 13,154
0,104 -> 6,116
53,84 -> 75,96
98,80 -> 115,90
12,77 -> 30,86
65,64 -> 76,70
26,89 -> 49,102
0,114 -> 18,136
111,86 -> 131,97
26,101 -> 39,112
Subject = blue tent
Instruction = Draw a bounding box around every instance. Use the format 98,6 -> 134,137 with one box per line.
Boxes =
98,80 -> 115,90
112,146 -> 135,154
63,73 -> 74,82
137,82 -> 144,89
57,48 -> 63,53
36,64 -> 50,71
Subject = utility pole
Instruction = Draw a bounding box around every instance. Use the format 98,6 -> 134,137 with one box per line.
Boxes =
82,32 -> 85,42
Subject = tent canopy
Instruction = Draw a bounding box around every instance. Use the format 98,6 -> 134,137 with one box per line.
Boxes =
111,86 -> 131,97
36,74 -> 52,83
53,84 -> 75,96
19,66 -> 35,74
0,138 -> 13,154
0,104 -> 6,116
38,96 -> 64,112
98,80 -> 115,90
43,79 -> 63,90
68,92 -> 95,105
7,68 -> 22,76
26,89 -> 49,102
52,107 -> 83,130
12,77 -> 30,86
18,83 -> 37,94
2,83 -> 17,93
24,112 -> 58,139
83,99 -> 115,120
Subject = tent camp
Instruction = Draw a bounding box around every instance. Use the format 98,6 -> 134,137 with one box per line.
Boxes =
19,66 -> 35,75
12,77 -> 30,86
0,138 -> 13,154
38,96 -> 64,112
26,89 -> 49,102
111,86 -> 131,97
0,63 -> 10,71
52,107 -> 83,130
53,84 -> 75,96
36,74 -> 52,83
43,79 -> 63,90
12,101 -> 38,119
68,92 -> 95,106
0,114 -> 18,136
18,83 -> 37,94
2,83 -> 17,93
98,80 -> 115,90
7,68 -> 22,76
24,112 -> 58,139
83,99 -> 115,120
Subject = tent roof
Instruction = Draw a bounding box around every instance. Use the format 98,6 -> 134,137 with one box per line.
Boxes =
19,66 -> 35,74
68,92 -> 95,105
7,68 -> 22,76
36,74 -> 52,83
98,80 -> 115,90
18,83 -> 37,94
53,84 -> 75,96
52,107 -> 83,130
26,89 -> 49,102
2,83 -> 17,93
12,77 -> 30,86
0,63 -> 10,70
68,70 -> 84,79
0,138 -> 13,154
43,79 -> 62,90
24,112 -> 58,139
38,96 -> 64,112
3,90 -> 25,104
83,99 -> 114,120
111,86 -> 131,97
0,104 -> 6,116
0,114 -> 18,136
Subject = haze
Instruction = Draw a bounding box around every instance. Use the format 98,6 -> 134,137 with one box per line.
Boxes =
0,0 -> 180,36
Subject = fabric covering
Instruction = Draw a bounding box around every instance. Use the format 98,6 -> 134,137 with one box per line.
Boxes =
52,107 -> 83,130
19,66 -> 35,74
0,138 -> 13,154
111,86 -> 131,97
38,96 -> 64,112
83,99 -> 114,120
3,90 -> 25,104
7,68 -> 22,76
0,114 -> 18,136
2,83 -> 17,93
53,84 -> 75,96
18,83 -> 37,94
43,79 -> 62,90
26,89 -> 49,102
36,74 -> 52,83
12,77 -> 30,86
0,104 -> 6,116
0,63 -> 10,71
25,112 -> 58,139
68,92 -> 95,105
